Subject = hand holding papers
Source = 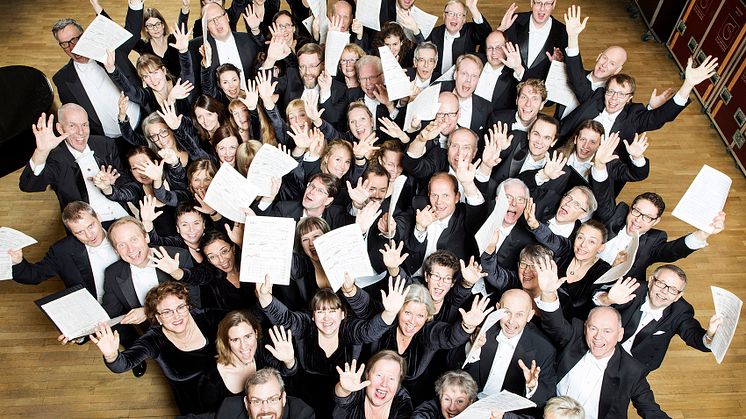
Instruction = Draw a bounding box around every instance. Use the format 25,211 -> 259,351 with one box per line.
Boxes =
0,227 -> 38,280
241,217 -> 296,284
672,165 -> 731,234
379,46 -> 412,101
545,61 -> 581,115
246,144 -> 299,197
710,286 -> 742,364
462,309 -> 508,367
324,30 -> 351,77
356,0 -> 382,30
594,231 -> 639,284
204,163 -> 260,223
313,225 -> 375,291
35,285 -> 124,340
72,14 -> 133,63
409,6 -> 438,39
453,391 -> 537,418
475,187 -> 509,254
404,84 -> 440,134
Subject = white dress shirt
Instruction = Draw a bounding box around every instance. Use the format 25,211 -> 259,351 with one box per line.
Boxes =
441,30 -> 461,74
479,330 -> 524,398
74,60 -> 139,138
130,263 -> 160,306
556,350 -> 610,419
519,154 -> 546,174
457,95 -> 473,130
567,152 -> 593,180
474,64 -> 504,101
86,234 -> 120,303
598,226 -> 635,265
214,34 -> 247,90
527,17 -> 552,68
511,112 -> 530,132
547,217 -> 576,238
621,296 -> 665,354
66,144 -> 129,221
593,109 -> 622,140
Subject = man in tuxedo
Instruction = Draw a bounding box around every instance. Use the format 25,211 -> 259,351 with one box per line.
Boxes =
439,54 -> 492,138
406,43 -> 441,89
52,12 -> 142,137
594,264 -> 723,374
474,30 -> 526,113
488,79 -> 547,134
190,0 -> 251,39
502,0 -> 567,81
524,185 -> 597,241
19,105 -> 130,219
349,55 -> 401,128
461,289 -> 556,411
427,0 -> 491,75
9,202 -> 119,303
534,257 -> 670,419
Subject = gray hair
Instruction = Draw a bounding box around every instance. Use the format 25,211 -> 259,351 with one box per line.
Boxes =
544,396 -> 585,419
52,18 -> 83,40
497,178 -> 530,200
435,370 -> 478,402
414,42 -> 438,60
404,284 -> 436,322
568,185 -> 597,220
245,367 -> 285,395
355,55 -> 382,75
57,103 -> 88,124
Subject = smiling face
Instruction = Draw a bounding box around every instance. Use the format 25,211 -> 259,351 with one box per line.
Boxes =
215,136 -> 239,166
245,379 -> 286,419
176,211 -> 205,245
140,65 -> 168,92
499,289 -> 535,339
204,239 -> 236,273
347,107 -> 373,140
323,147 -> 352,179
156,294 -> 191,333
573,225 -> 605,262
414,48 -> 437,80
398,301 -> 428,337
593,46 -> 627,81
517,257 -> 538,294
425,264 -> 456,304
604,79 -> 634,114
231,106 -> 250,130
67,212 -> 106,247
56,24 -> 88,63
530,0 -> 556,26
443,2 -> 467,34
190,169 -> 213,196
625,198 -> 661,234
647,269 -> 686,309
195,107 -> 220,133
228,321 -> 258,364
219,70 -> 242,99
287,107 -> 310,132
312,304 -> 345,336
573,127 -> 602,161
397,0 -> 415,10
446,130 -> 477,169
274,14 -> 294,41
485,31 -> 507,68
527,119 -> 557,158
454,58 -> 480,99
298,52 -> 322,89
128,153 -> 155,185
340,51 -> 359,78
437,94 -> 461,136
384,34 -> 403,58
503,182 -> 528,227
365,359 -> 402,407
59,106 -> 90,152
516,85 -> 545,123
366,173 -> 389,203
302,180 -> 334,212
585,307 -> 624,359
146,122 -> 175,150
556,188 -> 590,223
358,63 -> 383,99
439,385 -> 471,418
428,176 -> 460,220
110,222 -> 151,268
300,228 -> 324,260
379,150 -> 403,182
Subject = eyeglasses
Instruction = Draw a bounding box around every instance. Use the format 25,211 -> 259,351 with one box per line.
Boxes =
532,1 -> 555,8
206,11 -> 227,26
456,70 -> 479,82
276,22 -> 294,30
486,44 -> 505,52
416,58 -> 436,66
207,247 -> 232,263
145,21 -> 164,30
359,73 -> 382,83
605,89 -> 632,98
562,194 -> 588,213
444,11 -> 467,18
652,278 -> 683,296
158,303 -> 189,319
299,62 -> 321,72
306,182 -> 329,196
427,272 -> 454,284
247,394 -> 283,408
506,194 -> 527,206
630,206 -> 658,223
436,111 -> 459,119
58,35 -> 81,50
148,128 -> 170,143
518,261 -> 535,271
340,58 -> 358,65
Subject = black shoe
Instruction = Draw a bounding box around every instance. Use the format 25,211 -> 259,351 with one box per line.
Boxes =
132,362 -> 147,378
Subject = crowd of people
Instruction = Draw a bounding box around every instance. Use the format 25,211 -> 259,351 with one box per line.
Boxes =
9,0 -> 730,418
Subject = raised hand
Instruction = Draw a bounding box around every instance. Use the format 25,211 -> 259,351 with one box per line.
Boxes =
373,84 -> 393,108
351,19 -> 363,38
535,255 -> 564,298
117,92 -> 130,122
92,165 -> 120,194
454,157 -> 481,186
243,4 -> 262,31
648,88 -> 675,110
336,359 -> 371,394
307,127 -> 326,158
199,42 -> 212,68
379,240 -> 409,270
705,314 -> 723,341
133,158 -> 165,182
31,113 -> 68,164
518,359 -> 541,390
121,307 -> 147,324
459,295 -> 495,331
347,177 -> 371,208
8,248 -> 23,265
255,275 -> 274,307
396,9 -> 418,34
417,120 -> 443,144
623,132 -> 649,160
692,211 -> 727,242
317,70 -> 332,96
89,322 -> 120,362
415,205 -> 437,230
103,49 -> 116,73
500,42 -> 523,71
265,326 -> 295,367
460,256 -> 487,287
193,189 -> 216,215
355,200 -> 382,233
150,246 -> 181,275
593,131 -> 620,169
157,101 -> 183,130
265,33 -> 292,62
303,91 -> 326,126
225,222 -> 245,246
169,23 -> 191,53
496,2 -> 518,31
287,122 -> 311,149
380,276 -> 410,323
606,277 -> 640,305
541,151 -> 568,180
563,5 -> 588,38
168,78 -> 195,102
256,70 -> 278,104
329,14 -> 344,32
379,117 -> 410,144
377,214 -> 397,239
685,55 -> 718,87
139,194 -> 164,226
241,79 -> 259,111
158,148 -> 179,166
352,132 -> 380,160
523,197 -> 540,230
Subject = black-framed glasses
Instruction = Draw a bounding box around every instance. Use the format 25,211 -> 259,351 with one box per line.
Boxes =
652,278 -> 683,296
562,194 -> 588,213
206,12 -> 227,26
605,89 -> 632,98
59,36 -> 81,49
518,261 -> 535,271
630,206 -> 658,223
427,272 -> 454,284
247,394 -> 283,408
436,111 -> 458,119
148,129 -> 170,143
145,21 -> 164,30
158,303 -> 189,319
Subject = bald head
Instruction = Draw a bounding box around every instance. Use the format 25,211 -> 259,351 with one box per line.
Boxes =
499,289 -> 534,338
437,91 -> 461,136
592,46 -> 627,82
585,306 -> 623,359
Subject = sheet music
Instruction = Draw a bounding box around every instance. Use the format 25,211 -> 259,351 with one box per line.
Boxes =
710,286 -> 743,364
379,46 -> 412,101
202,15 -> 209,49
204,163 -> 260,223
672,165 -> 731,234
246,144 -> 300,197
240,216 -> 296,285
545,61 -> 580,114
307,0 -> 329,44
462,309 -> 507,367
387,175 -> 408,230
355,271 -> 388,288
0,227 -> 38,280
409,6 -> 437,39
71,14 -> 133,63
324,30 -> 350,77
475,186 -> 509,254
594,232 -> 639,284
356,0 -> 381,31
313,224 -> 375,292
454,391 -> 537,417
434,65 -> 455,83
39,288 -> 122,339
404,84 -> 441,133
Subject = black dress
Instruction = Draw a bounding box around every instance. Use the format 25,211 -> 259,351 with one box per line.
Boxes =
332,386 -> 413,419
558,258 -> 611,320
104,308 -> 225,414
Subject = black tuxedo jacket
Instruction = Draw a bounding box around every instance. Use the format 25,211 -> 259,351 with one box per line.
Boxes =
427,20 -> 492,73
177,395 -> 315,419
188,31 -> 262,92
474,130 -> 530,201
504,13 -> 567,81
474,55 -> 523,113
19,136 -> 126,212
615,282 -> 710,373
539,304 -> 670,419
102,246 -> 191,317
438,81 -> 491,138
259,200 -> 355,230
12,235 -> 101,299
53,7 -> 143,136
275,68 -> 350,130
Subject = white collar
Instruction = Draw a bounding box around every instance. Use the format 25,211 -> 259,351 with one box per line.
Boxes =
641,296 -> 666,321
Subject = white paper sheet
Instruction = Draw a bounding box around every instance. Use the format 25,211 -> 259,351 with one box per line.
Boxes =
454,390 -> 537,417
404,84 -> 441,133
545,61 -> 581,114
475,186 -> 509,254
710,286 -> 743,364
462,309 -> 508,367
379,46 -> 412,101
71,14 -> 133,63
40,288 -> 123,339
324,30 -> 351,77
387,175 -> 408,230
672,165 -> 731,234
204,163 -> 260,223
356,0 -> 382,31
240,216 -> 296,284
409,6 -> 438,40
0,227 -> 38,280
434,65 -> 456,83
307,0 -> 329,44
313,224 -> 375,292
594,232 -> 639,284
355,271 -> 388,288
246,144 -> 300,197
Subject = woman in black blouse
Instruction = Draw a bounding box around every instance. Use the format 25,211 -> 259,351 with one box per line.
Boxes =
333,350 -> 413,419
134,6 -> 190,77
90,282 -> 223,414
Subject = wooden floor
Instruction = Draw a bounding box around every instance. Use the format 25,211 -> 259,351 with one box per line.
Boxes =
0,0 -> 744,417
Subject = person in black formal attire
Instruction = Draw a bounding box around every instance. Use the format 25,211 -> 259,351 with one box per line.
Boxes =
134,5 -> 190,77
20,105 -> 130,219
405,43 -> 441,91
474,30 -> 525,113
411,370 -> 478,419
533,256 -> 671,419
350,55 -> 402,128
500,0 -> 567,81
91,281 -> 223,414
523,186 -> 596,242
51,6 -> 142,137
427,0 -> 491,75
593,264 -> 723,374
439,55 -> 492,139
487,78 -> 546,134
189,0 -> 249,39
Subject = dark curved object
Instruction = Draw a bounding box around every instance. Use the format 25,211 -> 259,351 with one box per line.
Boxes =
0,65 -> 54,178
